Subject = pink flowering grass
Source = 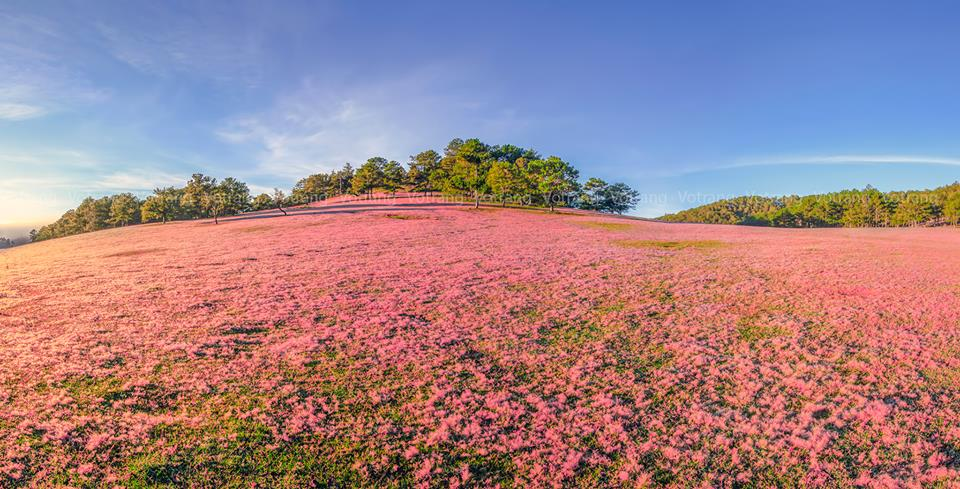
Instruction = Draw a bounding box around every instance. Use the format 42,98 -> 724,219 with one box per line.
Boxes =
2,197 -> 960,486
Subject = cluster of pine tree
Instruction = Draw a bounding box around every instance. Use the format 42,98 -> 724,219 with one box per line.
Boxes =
30,138 -> 640,242
32,175 -> 277,241
660,184 -> 960,227
289,138 -> 639,213
32,193 -> 144,242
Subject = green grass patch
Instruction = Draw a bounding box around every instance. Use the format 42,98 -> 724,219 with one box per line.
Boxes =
572,221 -> 633,231
736,316 -> 790,344
382,213 -> 423,220
459,206 -> 500,212
613,239 -> 725,250
594,300 -> 625,315
606,334 -> 674,380
59,374 -> 125,401
922,366 -> 960,389
538,319 -> 603,347
433,450 -> 517,488
126,420 -> 371,488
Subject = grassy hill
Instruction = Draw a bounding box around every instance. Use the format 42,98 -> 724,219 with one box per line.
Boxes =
2,197 -> 960,486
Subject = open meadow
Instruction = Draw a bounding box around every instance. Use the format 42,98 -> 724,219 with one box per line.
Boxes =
2,197 -> 960,487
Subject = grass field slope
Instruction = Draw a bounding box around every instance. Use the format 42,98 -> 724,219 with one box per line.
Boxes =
2,197 -> 960,486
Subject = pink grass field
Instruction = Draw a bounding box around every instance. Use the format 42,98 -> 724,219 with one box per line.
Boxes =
3,197 -> 960,487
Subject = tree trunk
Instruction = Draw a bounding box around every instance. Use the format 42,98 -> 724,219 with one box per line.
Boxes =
474,191 -> 480,209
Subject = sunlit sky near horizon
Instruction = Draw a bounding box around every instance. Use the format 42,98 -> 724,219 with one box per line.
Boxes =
3,0 -> 960,237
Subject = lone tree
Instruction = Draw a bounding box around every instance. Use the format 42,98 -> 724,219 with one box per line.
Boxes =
217,177 -> 250,216
273,188 -> 288,216
447,138 -> 492,208
108,193 -> 140,226
408,150 -> 441,196
251,193 -> 274,211
141,187 -> 181,224
381,160 -> 407,195
579,178 -> 640,214
486,157 -> 534,207
203,186 -> 227,224
486,161 -> 513,207
351,158 -> 385,199
182,173 -> 216,218
529,156 -> 579,212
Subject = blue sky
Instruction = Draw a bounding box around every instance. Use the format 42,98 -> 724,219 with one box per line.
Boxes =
3,0 -> 960,235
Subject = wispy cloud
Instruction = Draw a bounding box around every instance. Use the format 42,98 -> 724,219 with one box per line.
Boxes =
95,14 -> 264,86
218,66 -> 532,179
0,10 -> 107,119
0,103 -> 46,120
0,145 -> 189,226
94,171 -> 185,190
0,148 -> 103,169
739,154 -> 960,167
665,154 -> 960,178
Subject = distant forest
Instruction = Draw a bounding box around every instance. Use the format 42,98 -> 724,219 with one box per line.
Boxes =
660,183 -> 960,227
27,138 -> 640,243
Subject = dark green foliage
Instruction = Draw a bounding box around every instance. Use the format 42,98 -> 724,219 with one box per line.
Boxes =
181,173 -> 216,217
661,183 -> 960,228
35,193 -> 143,241
577,178 -> 640,214
528,156 -> 580,211
660,196 -> 784,225
108,193 -> 141,227
290,163 -> 354,204
33,138 -> 646,241
407,150 -> 441,194
351,158 -> 387,198
444,138 -> 494,208
141,187 -> 183,225
36,175 -> 254,241
250,193 -> 275,211
381,160 -> 407,193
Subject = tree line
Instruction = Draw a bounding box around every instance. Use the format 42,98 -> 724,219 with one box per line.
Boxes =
289,138 -> 639,213
31,176 -> 277,241
30,138 -> 640,242
660,184 -> 960,227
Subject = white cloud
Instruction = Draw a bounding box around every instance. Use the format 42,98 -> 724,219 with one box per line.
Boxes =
217,67 -> 531,179
0,145 -> 189,226
0,10 -> 108,119
94,171 -> 185,190
666,153 -> 960,178
0,148 -> 106,170
741,154 -> 960,167
247,184 -> 276,196
95,16 -> 263,86
0,103 -> 46,120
